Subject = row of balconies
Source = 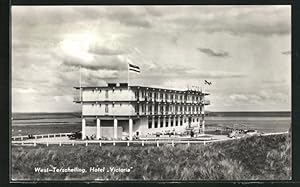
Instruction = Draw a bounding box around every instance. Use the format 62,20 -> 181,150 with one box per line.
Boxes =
136,110 -> 203,116
74,94 -> 205,104
136,96 -> 202,103
74,95 -> 210,105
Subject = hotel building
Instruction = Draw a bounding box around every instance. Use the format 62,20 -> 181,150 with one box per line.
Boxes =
74,83 -> 210,140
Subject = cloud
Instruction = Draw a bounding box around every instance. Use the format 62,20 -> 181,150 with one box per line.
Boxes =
89,46 -> 126,56
99,7 -> 153,28
281,50 -> 291,55
229,89 -> 289,105
197,48 -> 229,58
62,55 -> 126,71
229,94 -> 249,101
169,6 -> 290,36
120,18 -> 152,28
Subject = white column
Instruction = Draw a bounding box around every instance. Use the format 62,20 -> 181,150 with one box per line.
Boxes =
129,118 -> 133,140
139,104 -> 142,114
197,116 -> 200,133
174,115 -> 176,126
82,118 -> 86,140
114,118 -> 118,139
158,117 -> 161,128
178,116 -> 181,126
152,104 -> 155,114
152,116 -> 155,128
96,118 -> 101,140
163,116 -> 166,128
168,116 -> 171,127
201,109 -> 205,134
146,104 -> 148,114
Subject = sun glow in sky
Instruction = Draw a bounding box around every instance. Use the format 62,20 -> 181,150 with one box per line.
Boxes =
12,6 -> 291,112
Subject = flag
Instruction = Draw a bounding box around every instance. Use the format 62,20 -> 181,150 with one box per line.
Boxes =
128,63 -> 141,73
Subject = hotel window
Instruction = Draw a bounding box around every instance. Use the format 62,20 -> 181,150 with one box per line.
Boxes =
148,119 -> 152,129
105,90 -> 108,98
175,120 -> 178,126
160,119 -> 163,127
142,104 -> 145,113
166,119 -> 169,127
180,118 -> 183,126
160,93 -> 163,100
149,105 -> 152,113
105,104 -> 108,113
171,119 -> 174,127
142,90 -> 145,98
154,119 -> 158,128
184,118 -> 186,123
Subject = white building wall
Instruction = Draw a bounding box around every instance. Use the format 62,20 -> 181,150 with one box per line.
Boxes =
82,88 -> 135,101
82,103 -> 135,116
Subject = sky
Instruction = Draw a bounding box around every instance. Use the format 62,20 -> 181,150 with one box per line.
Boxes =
12,5 -> 291,112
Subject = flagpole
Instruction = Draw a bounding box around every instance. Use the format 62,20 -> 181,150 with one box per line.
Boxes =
202,81 -> 205,134
79,65 -> 82,102
128,63 -> 130,87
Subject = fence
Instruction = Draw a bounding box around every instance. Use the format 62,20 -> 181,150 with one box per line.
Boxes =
11,131 -> 289,147
11,133 -> 72,141
11,138 -> 232,147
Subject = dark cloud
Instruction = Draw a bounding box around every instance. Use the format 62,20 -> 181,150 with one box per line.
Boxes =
120,18 -> 152,28
281,50 -> 291,55
62,55 -> 126,71
104,8 -> 154,28
171,6 -> 290,36
197,48 -> 229,58
144,7 -> 163,17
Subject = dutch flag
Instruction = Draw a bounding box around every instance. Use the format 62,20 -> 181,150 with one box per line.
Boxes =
128,63 -> 141,73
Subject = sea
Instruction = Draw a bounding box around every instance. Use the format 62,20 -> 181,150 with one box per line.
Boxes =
11,112 -> 291,136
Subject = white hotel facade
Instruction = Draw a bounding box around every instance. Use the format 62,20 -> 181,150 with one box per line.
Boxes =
74,83 -> 210,140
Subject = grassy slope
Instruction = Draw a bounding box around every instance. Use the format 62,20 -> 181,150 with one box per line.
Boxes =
11,134 -> 291,181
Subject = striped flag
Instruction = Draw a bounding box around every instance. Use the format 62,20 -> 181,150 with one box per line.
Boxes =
128,63 -> 141,73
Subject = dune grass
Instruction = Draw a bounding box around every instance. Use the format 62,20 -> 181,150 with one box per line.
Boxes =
11,133 -> 291,181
